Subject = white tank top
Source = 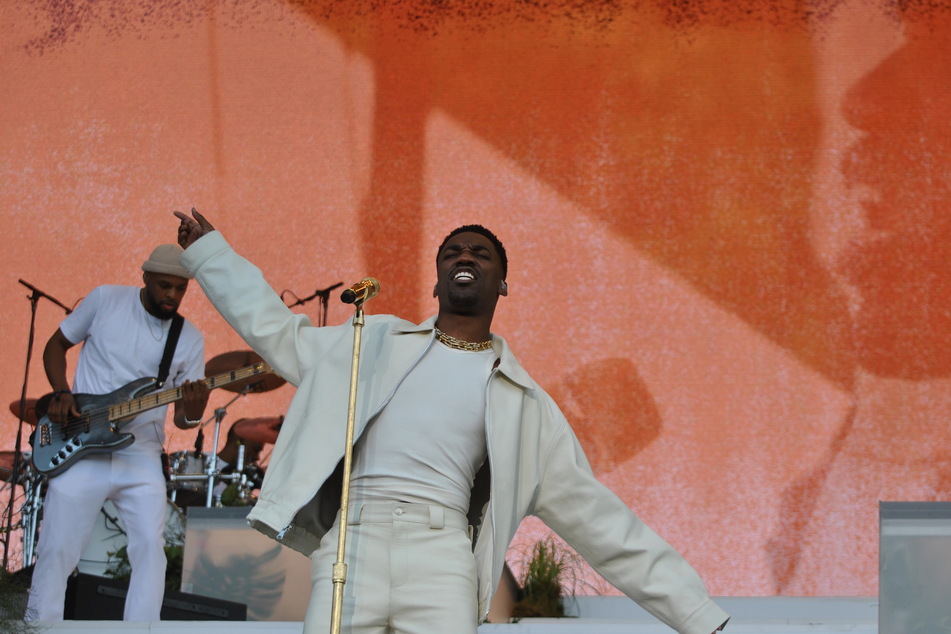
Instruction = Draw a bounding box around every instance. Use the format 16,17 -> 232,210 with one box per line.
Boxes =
349,341 -> 496,513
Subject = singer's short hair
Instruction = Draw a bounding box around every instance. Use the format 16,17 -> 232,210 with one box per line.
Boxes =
437,225 -> 508,279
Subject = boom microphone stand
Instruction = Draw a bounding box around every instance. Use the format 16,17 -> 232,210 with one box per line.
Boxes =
281,281 -> 343,327
5,280 -> 74,569
330,278 -> 380,634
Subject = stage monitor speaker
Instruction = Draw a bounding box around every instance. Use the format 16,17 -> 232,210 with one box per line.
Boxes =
880,501 -> 951,634
64,572 -> 247,621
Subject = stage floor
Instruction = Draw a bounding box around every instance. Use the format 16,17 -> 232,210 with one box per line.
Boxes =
24,596 -> 879,634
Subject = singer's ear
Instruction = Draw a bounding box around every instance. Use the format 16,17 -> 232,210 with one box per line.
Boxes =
433,284 -> 438,298
499,280 -> 508,296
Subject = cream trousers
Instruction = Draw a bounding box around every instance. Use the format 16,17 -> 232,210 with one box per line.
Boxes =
26,451 -> 168,621
305,502 -> 478,634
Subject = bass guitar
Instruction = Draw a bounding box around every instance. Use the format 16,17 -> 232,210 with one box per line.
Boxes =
31,361 -> 274,477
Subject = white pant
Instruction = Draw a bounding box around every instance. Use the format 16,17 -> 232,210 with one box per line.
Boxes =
305,502 -> 478,634
26,451 -> 168,621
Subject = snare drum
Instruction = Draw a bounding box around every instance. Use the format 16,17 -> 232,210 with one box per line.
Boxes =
78,499 -> 185,577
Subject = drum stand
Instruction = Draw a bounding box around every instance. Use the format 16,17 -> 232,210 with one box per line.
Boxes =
0,453 -> 45,569
18,458 -> 44,567
168,387 -> 252,507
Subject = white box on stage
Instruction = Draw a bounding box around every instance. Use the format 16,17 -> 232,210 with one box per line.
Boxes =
879,501 -> 951,633
180,506 -> 311,621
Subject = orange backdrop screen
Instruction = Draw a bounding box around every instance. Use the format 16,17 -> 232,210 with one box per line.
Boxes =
3,0 -> 951,597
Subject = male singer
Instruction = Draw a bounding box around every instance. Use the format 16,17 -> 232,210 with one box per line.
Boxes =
174,209 -> 728,634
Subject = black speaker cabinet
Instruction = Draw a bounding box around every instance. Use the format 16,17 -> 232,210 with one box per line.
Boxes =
64,572 -> 247,620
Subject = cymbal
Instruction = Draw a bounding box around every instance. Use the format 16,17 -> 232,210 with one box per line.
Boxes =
9,397 -> 50,426
232,416 -> 283,445
0,450 -> 30,482
205,350 -> 286,393
0,451 -> 16,474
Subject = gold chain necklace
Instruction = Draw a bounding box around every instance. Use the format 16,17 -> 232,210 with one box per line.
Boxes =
434,327 -> 493,352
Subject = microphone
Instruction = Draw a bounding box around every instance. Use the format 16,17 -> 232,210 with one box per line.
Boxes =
340,277 -> 381,304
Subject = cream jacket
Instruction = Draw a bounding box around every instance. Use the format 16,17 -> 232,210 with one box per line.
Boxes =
182,231 -> 729,634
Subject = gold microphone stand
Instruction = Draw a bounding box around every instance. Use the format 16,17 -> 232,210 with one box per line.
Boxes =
330,278 -> 379,634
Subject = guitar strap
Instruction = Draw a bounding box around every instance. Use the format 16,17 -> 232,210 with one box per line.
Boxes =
157,314 -> 185,388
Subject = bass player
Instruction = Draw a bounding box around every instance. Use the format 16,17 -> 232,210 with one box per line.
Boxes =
26,244 -> 209,621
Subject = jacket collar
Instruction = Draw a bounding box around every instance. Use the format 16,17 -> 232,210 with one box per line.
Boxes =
393,316 -> 535,391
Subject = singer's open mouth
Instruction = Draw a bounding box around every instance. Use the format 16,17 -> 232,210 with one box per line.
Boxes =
452,269 -> 476,282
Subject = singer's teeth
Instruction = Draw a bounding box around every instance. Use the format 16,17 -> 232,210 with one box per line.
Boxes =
453,271 -> 474,281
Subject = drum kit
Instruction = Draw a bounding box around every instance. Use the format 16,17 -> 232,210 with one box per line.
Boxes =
165,350 -> 285,509
0,350 -> 286,572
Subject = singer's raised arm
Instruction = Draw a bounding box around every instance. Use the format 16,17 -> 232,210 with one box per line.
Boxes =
174,221 -> 321,387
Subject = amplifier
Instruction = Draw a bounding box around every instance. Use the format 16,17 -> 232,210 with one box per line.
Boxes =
64,572 -> 247,620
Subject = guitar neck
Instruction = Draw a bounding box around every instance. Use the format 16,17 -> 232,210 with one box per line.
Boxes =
107,362 -> 271,421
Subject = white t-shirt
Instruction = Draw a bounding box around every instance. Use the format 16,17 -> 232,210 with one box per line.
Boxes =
349,341 -> 496,513
59,284 -> 205,454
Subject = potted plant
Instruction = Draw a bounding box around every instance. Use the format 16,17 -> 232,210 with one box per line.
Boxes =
510,537 -> 580,620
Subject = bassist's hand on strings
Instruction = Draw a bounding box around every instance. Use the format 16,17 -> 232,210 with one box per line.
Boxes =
48,391 -> 78,426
